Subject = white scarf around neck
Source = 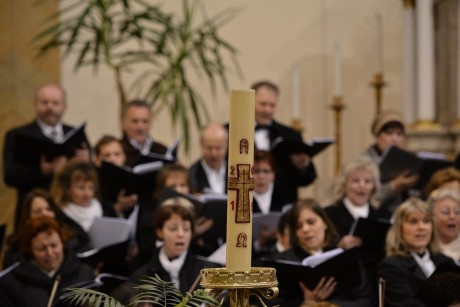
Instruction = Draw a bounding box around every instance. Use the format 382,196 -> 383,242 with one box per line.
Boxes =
62,199 -> 103,232
158,247 -> 188,290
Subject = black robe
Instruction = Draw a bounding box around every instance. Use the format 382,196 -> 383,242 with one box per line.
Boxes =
120,134 -> 167,168
378,253 -> 454,307
188,159 -> 227,194
325,200 -> 391,303
0,253 -> 94,307
3,120 -> 90,228
130,248 -> 217,294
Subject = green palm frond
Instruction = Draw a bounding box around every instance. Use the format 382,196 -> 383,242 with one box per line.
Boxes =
133,274 -> 183,306
64,288 -> 125,307
63,274 -> 219,307
183,289 -> 220,307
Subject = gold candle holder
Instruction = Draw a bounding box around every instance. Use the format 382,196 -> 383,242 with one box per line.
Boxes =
201,267 -> 279,307
330,96 -> 346,174
370,72 -> 387,116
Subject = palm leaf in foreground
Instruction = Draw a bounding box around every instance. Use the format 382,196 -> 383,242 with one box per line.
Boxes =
64,288 -> 125,307
63,274 -> 220,307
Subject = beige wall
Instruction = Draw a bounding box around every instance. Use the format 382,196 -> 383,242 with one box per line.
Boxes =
0,0 -> 60,260
61,0 -> 403,203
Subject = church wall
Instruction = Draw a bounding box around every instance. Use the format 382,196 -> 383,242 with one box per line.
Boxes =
61,0 -> 403,203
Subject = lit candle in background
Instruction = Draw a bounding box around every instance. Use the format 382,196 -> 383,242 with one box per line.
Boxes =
226,89 -> 255,272
376,13 -> 383,73
334,44 -> 342,97
292,67 -> 300,118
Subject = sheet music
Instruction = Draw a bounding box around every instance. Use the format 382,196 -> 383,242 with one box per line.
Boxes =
348,218 -> 359,235
417,151 -> 446,160
88,216 -> 131,249
301,248 -> 344,268
127,204 -> 139,240
131,160 -> 164,174
165,138 -> 180,160
0,262 -> 20,278
206,243 -> 226,265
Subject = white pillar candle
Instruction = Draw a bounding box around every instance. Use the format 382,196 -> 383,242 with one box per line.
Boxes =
226,89 -> 255,272
375,13 -> 383,73
334,44 -> 342,97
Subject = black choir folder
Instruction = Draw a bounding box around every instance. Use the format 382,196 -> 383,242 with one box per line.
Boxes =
414,151 -> 453,190
270,137 -> 334,158
99,160 -> 163,202
135,138 -> 180,165
263,248 -> 361,299
349,217 -> 392,251
77,217 -> 131,274
379,146 -> 453,187
15,122 -> 87,164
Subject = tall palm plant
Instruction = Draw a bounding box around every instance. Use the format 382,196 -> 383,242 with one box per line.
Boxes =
34,0 -> 241,151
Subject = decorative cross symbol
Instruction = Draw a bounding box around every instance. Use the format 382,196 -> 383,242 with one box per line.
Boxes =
228,164 -> 255,223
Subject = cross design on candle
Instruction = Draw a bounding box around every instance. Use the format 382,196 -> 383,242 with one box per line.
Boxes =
228,164 -> 255,223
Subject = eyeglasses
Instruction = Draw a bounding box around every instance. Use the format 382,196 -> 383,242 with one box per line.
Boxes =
439,208 -> 460,216
253,169 -> 273,175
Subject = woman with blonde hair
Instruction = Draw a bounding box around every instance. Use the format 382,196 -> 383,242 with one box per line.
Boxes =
325,156 -> 391,305
325,156 -> 390,250
428,188 -> 460,261
378,198 -> 454,307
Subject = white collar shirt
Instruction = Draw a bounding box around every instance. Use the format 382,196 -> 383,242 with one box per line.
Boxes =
253,183 -> 274,214
128,136 -> 153,155
36,119 -> 64,143
201,160 -> 226,194
343,197 -> 370,220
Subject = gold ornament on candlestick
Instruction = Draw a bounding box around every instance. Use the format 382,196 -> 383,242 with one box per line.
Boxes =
291,118 -> 303,132
371,72 -> 387,116
402,0 -> 415,8
454,119 -> 460,128
414,119 -> 442,130
201,267 -> 279,307
200,90 -> 278,307
330,96 -> 346,174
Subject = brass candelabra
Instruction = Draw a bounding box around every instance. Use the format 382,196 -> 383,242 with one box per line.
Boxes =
330,97 -> 346,174
371,72 -> 387,116
291,118 -> 303,133
201,267 -> 279,307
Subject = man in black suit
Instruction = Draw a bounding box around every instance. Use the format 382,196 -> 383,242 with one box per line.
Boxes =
252,80 -> 316,203
120,100 -> 168,167
3,83 -> 90,228
189,122 -> 228,194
